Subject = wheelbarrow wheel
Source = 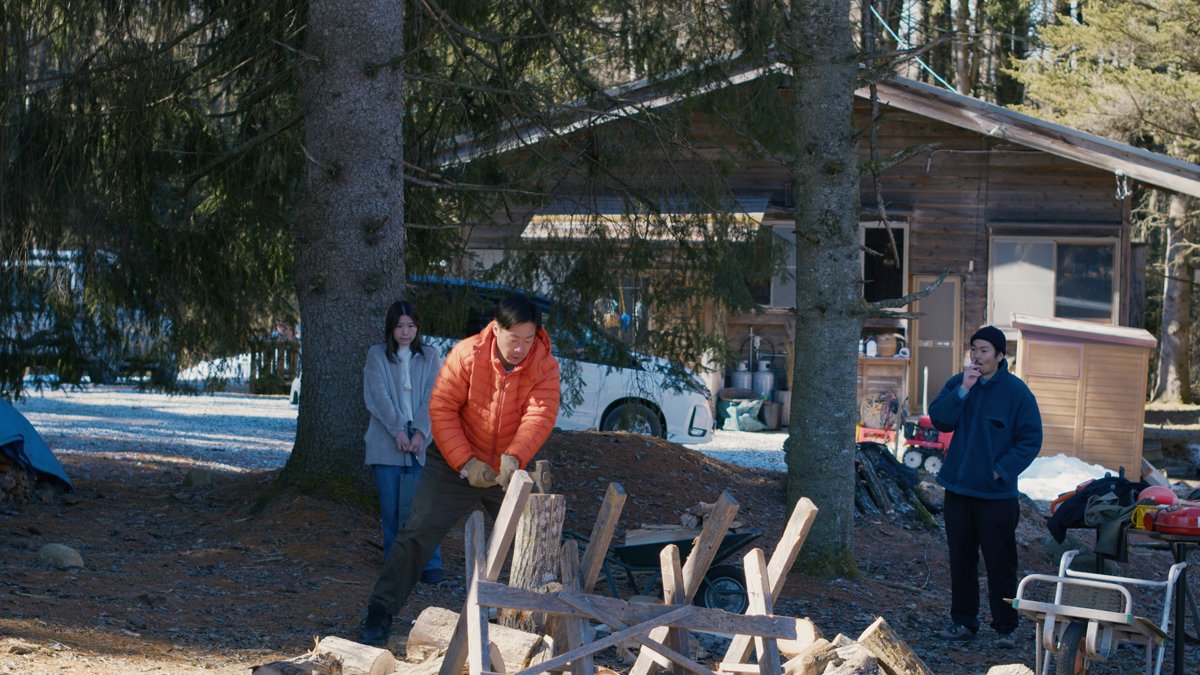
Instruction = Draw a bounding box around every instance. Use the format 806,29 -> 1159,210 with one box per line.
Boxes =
694,564 -> 749,614
1054,621 -> 1088,675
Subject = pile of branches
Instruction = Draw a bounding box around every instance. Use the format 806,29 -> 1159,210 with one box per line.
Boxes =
854,442 -> 939,523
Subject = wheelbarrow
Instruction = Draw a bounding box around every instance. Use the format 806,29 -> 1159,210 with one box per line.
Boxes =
563,527 -> 762,613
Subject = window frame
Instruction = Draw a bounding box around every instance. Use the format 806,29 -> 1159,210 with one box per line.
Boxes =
859,220 -> 909,304
987,234 -> 1121,327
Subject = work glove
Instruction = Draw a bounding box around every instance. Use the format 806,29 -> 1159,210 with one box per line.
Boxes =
498,454 -> 520,490
460,457 -> 498,488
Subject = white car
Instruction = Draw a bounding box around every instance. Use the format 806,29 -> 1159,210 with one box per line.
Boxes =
290,336 -> 713,444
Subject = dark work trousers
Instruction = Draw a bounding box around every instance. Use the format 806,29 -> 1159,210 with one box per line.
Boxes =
943,490 -> 1020,634
368,446 -> 505,615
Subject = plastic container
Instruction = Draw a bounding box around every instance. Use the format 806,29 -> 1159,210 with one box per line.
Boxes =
730,361 -> 753,390
865,337 -> 878,357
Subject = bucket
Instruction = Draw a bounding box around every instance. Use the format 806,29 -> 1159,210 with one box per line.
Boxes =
875,334 -> 897,357
760,401 -> 781,430
773,389 -> 791,425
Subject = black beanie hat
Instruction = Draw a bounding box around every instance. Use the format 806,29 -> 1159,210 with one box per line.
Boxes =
970,325 -> 1007,355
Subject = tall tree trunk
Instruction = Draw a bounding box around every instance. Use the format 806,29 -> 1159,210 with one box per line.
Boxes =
989,0 -> 1028,105
786,0 -> 861,577
1153,192 -> 1192,403
281,1 -> 407,496
953,0 -> 974,94
903,0 -> 928,80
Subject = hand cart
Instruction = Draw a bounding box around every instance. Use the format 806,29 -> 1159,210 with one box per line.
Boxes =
563,527 -> 762,613
1010,549 -> 1186,675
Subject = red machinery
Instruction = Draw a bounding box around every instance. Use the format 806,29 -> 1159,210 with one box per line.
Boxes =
901,415 -> 953,475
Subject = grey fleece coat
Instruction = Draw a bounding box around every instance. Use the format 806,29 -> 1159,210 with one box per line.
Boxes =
363,343 -> 441,466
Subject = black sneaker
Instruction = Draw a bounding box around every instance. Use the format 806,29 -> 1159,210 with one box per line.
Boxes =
937,624 -> 976,641
420,568 -> 444,585
994,632 -> 1016,649
358,603 -> 392,647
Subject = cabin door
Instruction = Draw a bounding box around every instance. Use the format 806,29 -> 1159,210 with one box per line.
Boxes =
910,274 -> 961,414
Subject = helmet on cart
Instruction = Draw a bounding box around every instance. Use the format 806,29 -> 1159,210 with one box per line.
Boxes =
1138,485 -> 1179,506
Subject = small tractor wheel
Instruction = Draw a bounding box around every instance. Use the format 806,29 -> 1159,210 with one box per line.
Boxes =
902,449 -> 924,469
923,454 -> 943,475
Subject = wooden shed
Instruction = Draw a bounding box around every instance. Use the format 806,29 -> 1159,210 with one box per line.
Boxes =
1011,314 -> 1156,477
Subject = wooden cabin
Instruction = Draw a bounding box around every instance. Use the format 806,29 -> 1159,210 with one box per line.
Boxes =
439,67 -> 1200,426
1012,314 -> 1156,475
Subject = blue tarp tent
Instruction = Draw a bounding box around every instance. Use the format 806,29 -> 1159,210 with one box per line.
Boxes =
0,400 -> 73,491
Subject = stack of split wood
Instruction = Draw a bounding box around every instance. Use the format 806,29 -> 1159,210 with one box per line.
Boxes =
853,442 -> 938,519
0,454 -> 34,504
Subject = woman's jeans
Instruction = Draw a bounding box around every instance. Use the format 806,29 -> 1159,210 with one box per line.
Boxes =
372,463 -> 441,572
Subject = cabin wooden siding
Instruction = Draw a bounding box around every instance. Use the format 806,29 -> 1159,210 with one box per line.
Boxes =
860,107 -> 1129,346
460,90 -> 1134,414
1017,337 -> 1149,477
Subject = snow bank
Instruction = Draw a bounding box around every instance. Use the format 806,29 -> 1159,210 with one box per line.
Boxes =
1018,454 -> 1115,502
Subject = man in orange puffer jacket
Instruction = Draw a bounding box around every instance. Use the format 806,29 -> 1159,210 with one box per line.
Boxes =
359,294 -> 560,646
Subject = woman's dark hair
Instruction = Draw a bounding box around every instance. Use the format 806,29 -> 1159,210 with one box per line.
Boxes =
384,300 -> 424,361
494,294 -> 542,329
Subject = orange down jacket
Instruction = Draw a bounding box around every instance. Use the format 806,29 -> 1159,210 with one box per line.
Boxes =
429,320 -> 561,472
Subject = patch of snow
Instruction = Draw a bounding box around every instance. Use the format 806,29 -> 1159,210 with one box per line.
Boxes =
1018,454 -> 1114,502
14,385 -> 296,472
178,353 -> 252,384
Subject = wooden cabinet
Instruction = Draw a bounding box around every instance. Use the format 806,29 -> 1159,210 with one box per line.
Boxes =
1013,314 -> 1155,478
857,356 -> 910,424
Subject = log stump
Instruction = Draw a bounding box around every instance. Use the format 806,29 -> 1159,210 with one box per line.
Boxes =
499,492 -> 565,634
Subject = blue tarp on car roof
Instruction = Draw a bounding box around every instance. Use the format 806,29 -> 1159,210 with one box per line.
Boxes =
0,400 -> 73,492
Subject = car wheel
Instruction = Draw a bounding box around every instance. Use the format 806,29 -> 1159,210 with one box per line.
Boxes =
694,564 -> 748,614
600,402 -> 663,438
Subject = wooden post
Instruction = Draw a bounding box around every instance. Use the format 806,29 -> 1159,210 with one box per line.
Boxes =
559,540 -> 594,675
722,497 -> 818,667
631,492 -> 739,675
579,483 -> 627,593
440,471 -> 534,675
743,549 -> 781,674
660,544 -> 689,675
464,511 -> 490,675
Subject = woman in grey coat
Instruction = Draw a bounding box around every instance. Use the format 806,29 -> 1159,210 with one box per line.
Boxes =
363,300 -> 443,583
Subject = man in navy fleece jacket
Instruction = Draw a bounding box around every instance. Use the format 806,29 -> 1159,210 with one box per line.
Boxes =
929,325 -> 1042,648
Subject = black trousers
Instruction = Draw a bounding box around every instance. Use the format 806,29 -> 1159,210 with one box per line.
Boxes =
368,447 -> 505,615
943,490 -> 1020,634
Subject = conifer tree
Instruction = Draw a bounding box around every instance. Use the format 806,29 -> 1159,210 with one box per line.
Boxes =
1012,0 -> 1200,402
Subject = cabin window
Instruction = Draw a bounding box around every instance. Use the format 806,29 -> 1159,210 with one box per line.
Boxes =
860,222 -> 908,302
767,225 -> 796,308
989,236 -> 1119,326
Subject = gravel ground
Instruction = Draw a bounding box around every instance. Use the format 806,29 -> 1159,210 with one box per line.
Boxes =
13,385 -> 788,472
13,385 -> 298,473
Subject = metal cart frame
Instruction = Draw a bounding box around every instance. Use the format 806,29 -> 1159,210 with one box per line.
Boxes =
1010,549 -> 1186,675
